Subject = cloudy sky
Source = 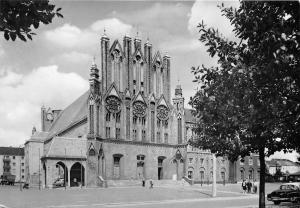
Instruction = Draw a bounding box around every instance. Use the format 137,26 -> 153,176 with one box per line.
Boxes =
0,0 -> 298,161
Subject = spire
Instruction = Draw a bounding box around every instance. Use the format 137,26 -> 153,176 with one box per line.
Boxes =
175,79 -> 182,97
92,55 -> 97,68
90,56 -> 99,80
32,126 -> 36,135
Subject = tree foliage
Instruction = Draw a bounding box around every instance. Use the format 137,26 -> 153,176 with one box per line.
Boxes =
190,1 -> 299,207
0,0 -> 63,41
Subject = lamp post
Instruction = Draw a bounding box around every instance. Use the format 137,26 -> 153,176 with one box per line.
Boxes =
38,148 -> 41,190
19,145 -> 22,191
64,148 -> 67,190
80,150 -> 82,188
212,154 -> 216,197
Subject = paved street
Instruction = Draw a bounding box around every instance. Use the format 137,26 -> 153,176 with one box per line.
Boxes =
0,183 -> 298,208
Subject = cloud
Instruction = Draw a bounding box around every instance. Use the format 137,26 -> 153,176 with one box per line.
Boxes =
54,51 -> 91,64
0,66 -> 88,146
44,18 -> 133,49
268,151 -> 299,162
188,1 -> 239,39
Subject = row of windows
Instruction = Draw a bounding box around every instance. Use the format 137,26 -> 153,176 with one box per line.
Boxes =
105,127 -> 168,143
12,162 -> 25,166
106,114 -> 168,129
240,157 -> 257,166
3,156 -> 24,160
188,158 -> 226,165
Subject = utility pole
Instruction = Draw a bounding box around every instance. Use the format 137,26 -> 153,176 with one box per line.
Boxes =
19,145 -> 22,191
38,148 -> 41,190
212,154 -> 217,197
65,148 -> 67,190
80,149 -> 82,188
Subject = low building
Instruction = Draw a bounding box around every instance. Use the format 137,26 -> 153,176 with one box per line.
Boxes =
267,159 -> 300,175
228,154 -> 260,183
0,147 -> 25,182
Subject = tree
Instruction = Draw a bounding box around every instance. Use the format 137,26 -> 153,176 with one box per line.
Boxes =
190,1 -> 299,208
0,0 -> 63,41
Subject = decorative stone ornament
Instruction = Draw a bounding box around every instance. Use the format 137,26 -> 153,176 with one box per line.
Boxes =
157,105 -> 169,120
133,101 -> 147,118
105,96 -> 121,114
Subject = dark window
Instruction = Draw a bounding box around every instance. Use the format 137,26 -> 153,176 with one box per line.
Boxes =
151,111 -> 155,142
116,113 -> 121,123
142,130 -> 146,141
106,127 -> 110,138
164,133 -> 168,144
142,118 -> 146,125
116,128 -> 120,139
133,116 -> 137,125
114,157 -> 120,166
133,80 -> 136,85
22,175 -> 24,179
157,132 -> 161,143
106,112 -> 111,122
13,156 -> 15,159
141,82 -> 144,86
157,120 -> 161,128
89,149 -> 96,156
133,89 -> 136,95
22,169 -> 24,173
133,129 -> 137,140
21,163 -> 24,166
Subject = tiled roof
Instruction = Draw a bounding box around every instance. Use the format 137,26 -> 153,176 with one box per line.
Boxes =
0,147 -> 24,156
267,159 -> 299,167
184,108 -> 197,123
47,91 -> 89,139
45,137 -> 86,158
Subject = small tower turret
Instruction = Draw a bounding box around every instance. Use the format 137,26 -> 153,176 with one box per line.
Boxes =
89,57 -> 100,95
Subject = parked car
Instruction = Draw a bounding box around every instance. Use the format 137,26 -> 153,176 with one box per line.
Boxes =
267,182 -> 300,205
53,178 -> 64,187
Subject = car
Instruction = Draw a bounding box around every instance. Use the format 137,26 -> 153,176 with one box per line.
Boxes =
267,182 -> 300,205
52,178 -> 65,187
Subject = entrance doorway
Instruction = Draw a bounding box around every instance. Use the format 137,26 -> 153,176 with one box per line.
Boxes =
158,167 -> 163,180
158,156 -> 165,180
70,162 -> 85,187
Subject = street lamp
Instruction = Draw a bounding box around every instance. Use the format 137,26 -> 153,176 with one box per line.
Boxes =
19,145 -> 22,191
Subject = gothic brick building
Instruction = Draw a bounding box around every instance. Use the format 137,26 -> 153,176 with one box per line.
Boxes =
25,34 -> 232,188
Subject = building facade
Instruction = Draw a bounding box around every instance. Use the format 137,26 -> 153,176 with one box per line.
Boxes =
24,34 -> 255,188
0,147 -> 25,182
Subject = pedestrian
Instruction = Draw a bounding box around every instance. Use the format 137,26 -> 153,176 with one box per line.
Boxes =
246,179 -> 252,193
253,179 -> 258,194
241,179 -> 247,194
149,179 -> 153,189
142,177 -> 145,187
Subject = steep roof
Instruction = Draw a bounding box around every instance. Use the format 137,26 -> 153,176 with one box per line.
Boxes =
184,108 -> 197,123
267,159 -> 299,167
45,137 -> 86,158
47,91 -> 89,139
0,147 -> 24,156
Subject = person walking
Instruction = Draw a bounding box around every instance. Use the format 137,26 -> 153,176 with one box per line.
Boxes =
149,179 -> 153,189
241,179 -> 247,194
253,179 -> 258,193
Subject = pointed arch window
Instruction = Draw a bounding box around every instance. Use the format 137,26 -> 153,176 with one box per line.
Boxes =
106,112 -> 111,122
89,98 -> 94,134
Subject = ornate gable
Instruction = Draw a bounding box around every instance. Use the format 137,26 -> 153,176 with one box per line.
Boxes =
157,95 -> 168,108
105,83 -> 121,99
132,48 -> 146,63
157,95 -> 169,121
109,39 -> 124,57
132,91 -> 147,118
104,83 -> 122,114
148,93 -> 156,104
152,51 -> 162,67
124,88 -> 131,99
